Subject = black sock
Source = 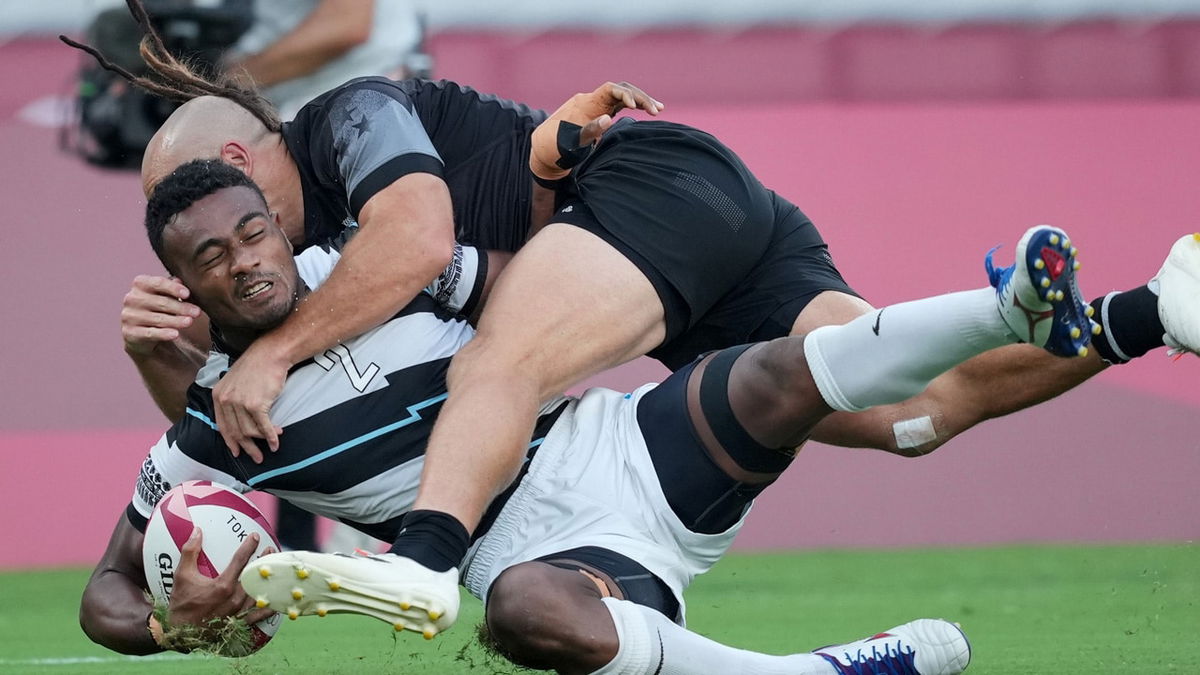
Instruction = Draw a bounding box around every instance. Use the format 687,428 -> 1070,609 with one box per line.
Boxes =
387,510 -> 470,572
1088,285 -> 1165,364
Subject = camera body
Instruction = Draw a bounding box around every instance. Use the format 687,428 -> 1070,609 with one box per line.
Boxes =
68,1 -> 253,169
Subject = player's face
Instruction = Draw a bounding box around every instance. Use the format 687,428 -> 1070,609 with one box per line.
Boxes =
162,186 -> 302,340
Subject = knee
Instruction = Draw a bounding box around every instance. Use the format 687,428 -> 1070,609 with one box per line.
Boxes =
485,563 -> 616,672
747,339 -> 826,420
446,333 -> 529,385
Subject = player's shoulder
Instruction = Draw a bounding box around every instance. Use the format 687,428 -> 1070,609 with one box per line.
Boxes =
301,76 -> 421,116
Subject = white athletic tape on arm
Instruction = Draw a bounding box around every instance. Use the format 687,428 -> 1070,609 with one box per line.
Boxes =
893,416 -> 936,450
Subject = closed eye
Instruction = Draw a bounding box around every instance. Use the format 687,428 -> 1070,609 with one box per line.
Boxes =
201,250 -> 223,268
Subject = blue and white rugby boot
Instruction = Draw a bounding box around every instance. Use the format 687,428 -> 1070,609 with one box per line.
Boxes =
241,550 -> 459,640
986,225 -> 1100,357
812,618 -> 971,675
1150,233 -> 1200,358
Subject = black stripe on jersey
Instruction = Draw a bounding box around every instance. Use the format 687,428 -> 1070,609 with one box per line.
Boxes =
230,358 -> 453,493
334,401 -> 570,544
348,153 -> 445,219
461,247 -> 488,319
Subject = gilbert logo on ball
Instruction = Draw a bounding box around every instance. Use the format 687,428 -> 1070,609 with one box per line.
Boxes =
142,480 -> 283,650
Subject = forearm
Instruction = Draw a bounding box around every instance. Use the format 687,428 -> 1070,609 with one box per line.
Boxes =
264,213 -> 453,366
128,341 -> 208,423
811,344 -> 1108,456
80,569 -> 160,655
233,0 -> 372,87
530,92 -> 596,182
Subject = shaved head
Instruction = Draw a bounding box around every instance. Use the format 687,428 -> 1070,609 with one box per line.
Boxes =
141,96 -> 273,196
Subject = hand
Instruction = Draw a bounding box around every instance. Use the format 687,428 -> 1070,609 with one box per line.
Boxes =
166,529 -> 275,635
531,81 -> 665,181
121,275 -> 202,357
584,80 -> 665,120
211,341 -> 288,462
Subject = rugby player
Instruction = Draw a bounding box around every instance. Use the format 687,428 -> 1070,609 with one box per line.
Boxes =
82,149 -> 1111,672
79,0 -> 1198,641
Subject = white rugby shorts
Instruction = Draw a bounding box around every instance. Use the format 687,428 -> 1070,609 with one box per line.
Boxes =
461,384 -> 749,622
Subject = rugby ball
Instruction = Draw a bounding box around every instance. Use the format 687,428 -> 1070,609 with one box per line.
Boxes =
142,480 -> 282,651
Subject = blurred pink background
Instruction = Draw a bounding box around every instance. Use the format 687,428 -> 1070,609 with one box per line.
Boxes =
1,22 -> 1197,568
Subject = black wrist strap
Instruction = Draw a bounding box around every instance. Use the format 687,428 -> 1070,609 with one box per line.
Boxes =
555,121 -> 594,169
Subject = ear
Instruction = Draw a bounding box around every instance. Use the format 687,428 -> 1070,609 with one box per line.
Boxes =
220,141 -> 253,176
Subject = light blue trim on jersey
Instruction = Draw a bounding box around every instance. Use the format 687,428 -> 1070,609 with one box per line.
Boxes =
246,393 -> 448,487
527,438 -> 544,450
186,408 -> 218,430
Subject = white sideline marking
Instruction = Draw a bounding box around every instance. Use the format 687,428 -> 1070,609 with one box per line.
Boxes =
0,654 -> 197,666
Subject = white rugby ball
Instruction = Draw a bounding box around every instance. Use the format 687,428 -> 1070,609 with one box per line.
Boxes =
142,480 -> 282,651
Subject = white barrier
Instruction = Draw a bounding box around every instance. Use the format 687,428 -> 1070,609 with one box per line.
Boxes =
7,0 -> 1200,36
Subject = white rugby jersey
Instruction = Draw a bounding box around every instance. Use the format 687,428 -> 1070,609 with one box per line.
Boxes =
127,245 -> 561,541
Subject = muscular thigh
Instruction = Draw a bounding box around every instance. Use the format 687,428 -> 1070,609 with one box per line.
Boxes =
556,120 -> 777,349
471,223 -> 667,397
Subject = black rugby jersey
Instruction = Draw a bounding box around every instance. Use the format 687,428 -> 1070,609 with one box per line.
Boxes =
128,246 -> 565,542
283,77 -> 548,253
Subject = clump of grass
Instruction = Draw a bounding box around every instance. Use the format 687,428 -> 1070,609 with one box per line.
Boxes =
152,600 -> 255,658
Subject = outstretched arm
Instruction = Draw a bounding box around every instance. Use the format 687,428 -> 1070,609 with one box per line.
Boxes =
79,514 -> 161,655
810,344 -> 1108,456
80,513 -> 271,655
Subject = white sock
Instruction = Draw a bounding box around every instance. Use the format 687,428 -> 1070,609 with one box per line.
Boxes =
804,287 -> 1014,412
590,597 -> 835,675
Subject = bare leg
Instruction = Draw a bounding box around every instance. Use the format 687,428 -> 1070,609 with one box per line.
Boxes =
795,290 -> 1109,456
485,561 -> 842,675
413,224 -> 667,530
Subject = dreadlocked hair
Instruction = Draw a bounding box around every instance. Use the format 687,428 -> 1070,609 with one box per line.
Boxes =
145,159 -> 266,270
59,0 -> 280,132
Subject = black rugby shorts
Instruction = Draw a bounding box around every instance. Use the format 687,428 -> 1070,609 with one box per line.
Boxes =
553,119 -> 858,370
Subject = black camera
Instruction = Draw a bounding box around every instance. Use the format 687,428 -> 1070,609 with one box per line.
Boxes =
65,0 -> 253,169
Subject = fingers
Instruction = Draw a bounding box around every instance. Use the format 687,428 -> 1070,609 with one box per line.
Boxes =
211,351 -> 289,462
604,81 -> 664,116
179,527 -> 202,569
213,404 -> 241,459
579,114 -> 614,148
222,533 -> 261,581
122,276 -> 203,354
250,409 -> 281,452
214,396 -> 267,463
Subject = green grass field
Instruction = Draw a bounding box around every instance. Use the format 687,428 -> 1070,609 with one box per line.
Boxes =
3,543 -> 1195,674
